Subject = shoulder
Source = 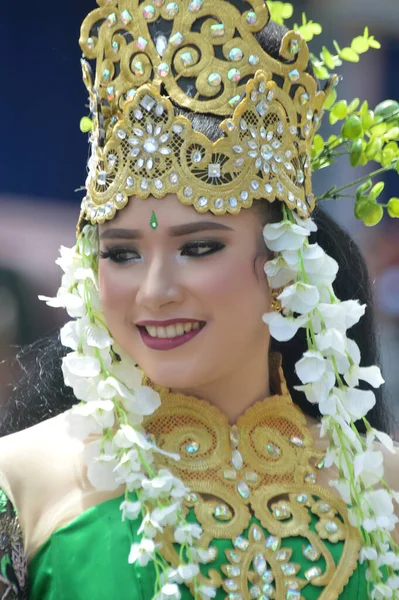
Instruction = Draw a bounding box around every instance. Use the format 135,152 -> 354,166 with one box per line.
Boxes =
0,411 -> 85,520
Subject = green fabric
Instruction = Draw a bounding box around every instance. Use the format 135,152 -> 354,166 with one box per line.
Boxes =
28,495 -> 367,600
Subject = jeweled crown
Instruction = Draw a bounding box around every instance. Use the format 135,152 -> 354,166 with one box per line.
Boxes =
79,0 -> 332,225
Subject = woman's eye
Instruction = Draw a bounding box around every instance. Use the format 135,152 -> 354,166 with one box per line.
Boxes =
99,248 -> 140,263
181,241 -> 225,257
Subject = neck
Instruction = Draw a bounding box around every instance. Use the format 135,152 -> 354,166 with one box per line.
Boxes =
172,342 -> 270,424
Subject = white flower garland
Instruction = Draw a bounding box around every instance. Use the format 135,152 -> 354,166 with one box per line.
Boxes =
263,207 -> 399,599
40,225 -> 216,600
40,205 -> 399,599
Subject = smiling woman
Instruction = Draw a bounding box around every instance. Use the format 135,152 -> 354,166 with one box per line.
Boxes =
97,196 -> 272,418
1,1 -> 399,600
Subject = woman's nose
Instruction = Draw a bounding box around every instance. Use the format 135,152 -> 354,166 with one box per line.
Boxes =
135,256 -> 183,311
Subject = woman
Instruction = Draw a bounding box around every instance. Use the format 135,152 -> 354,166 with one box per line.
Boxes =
0,1 -> 398,598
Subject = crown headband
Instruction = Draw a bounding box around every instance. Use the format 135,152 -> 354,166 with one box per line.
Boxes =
78,0 -> 334,226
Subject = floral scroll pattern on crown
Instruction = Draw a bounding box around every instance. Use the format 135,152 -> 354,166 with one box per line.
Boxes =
79,0 -> 334,225
81,74 -> 322,223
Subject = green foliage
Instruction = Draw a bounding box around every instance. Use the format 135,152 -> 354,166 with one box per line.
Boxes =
294,13 -> 322,41
313,92 -> 399,224
264,4 -> 397,226
266,1 -> 293,24
309,28 -> 381,81
354,182 -> 384,227
387,198 -> 399,218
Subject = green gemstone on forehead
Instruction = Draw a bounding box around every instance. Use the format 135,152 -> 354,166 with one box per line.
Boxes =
150,211 -> 159,230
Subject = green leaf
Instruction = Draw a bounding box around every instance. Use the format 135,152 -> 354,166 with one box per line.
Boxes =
324,88 -> 337,110
347,98 -> 360,114
369,181 -> 385,200
313,64 -> 330,80
356,179 -> 373,199
281,3 -> 294,18
351,36 -> 369,54
342,115 -> 363,139
321,46 -> 336,70
387,198 -> 399,218
362,204 -> 384,226
350,138 -> 363,166
339,47 -> 360,62
369,38 -> 381,50
365,137 -> 382,160
331,100 -> 348,120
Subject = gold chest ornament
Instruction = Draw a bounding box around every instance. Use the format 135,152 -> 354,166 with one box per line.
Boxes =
143,362 -> 361,599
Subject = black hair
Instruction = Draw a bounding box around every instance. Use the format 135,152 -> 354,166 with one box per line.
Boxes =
0,20 -> 395,437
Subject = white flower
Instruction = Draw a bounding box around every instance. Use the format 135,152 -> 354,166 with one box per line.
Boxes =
361,489 -> 398,532
120,499 -> 142,521
156,583 -> 182,600
84,440 -> 120,491
339,387 -> 376,422
74,267 -> 98,288
354,450 -> 384,486
66,373 -> 102,402
295,351 -> 327,384
367,429 -> 396,454
386,576 -> 399,590
177,563 -> 200,582
85,323 -> 113,349
56,244 -> 78,272
292,213 -> 318,233
197,584 -> 217,599
142,469 -> 177,498
359,546 -> 378,564
315,329 -> 346,358
264,256 -> 295,288
151,503 -> 180,528
39,292 -> 86,318
62,352 -> 101,379
191,547 -> 216,564
72,399 -> 115,429
329,479 -> 352,504
124,386 -> 162,416
279,282 -> 320,314
307,254 -> 339,287
263,220 -> 311,252
128,538 -> 157,566
138,512 -> 163,538
283,243 -> 327,275
262,312 -> 308,341
111,362 -> 143,390
371,583 -> 393,599
113,424 -> 153,450
295,371 -> 335,404
170,481 -> 189,500
334,338 -> 361,374
174,523 -> 202,545
312,301 -> 366,333
344,365 -> 384,389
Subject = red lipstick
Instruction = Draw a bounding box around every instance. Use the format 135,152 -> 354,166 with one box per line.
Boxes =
136,320 -> 206,351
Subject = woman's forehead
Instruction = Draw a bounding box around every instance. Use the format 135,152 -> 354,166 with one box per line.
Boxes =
99,193 -> 259,233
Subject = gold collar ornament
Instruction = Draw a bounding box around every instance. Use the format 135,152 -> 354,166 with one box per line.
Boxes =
143,361 -> 361,599
78,0 -> 334,227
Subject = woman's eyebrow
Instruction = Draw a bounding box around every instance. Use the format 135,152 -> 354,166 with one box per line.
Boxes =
100,221 -> 234,240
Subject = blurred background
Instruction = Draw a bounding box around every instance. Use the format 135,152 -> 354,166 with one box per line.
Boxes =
1,1 -> 398,424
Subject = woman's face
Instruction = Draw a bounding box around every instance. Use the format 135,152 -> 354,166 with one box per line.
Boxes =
98,195 -> 271,390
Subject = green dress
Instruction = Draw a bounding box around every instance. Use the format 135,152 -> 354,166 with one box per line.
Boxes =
0,492 -> 366,599
0,369 -> 368,599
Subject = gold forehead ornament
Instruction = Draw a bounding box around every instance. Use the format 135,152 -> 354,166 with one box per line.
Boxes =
78,0 -> 334,228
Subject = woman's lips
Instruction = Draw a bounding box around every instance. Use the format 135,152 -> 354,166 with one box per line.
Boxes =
137,324 -> 206,351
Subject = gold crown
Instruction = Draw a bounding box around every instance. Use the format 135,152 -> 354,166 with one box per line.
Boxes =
78,0 -> 333,225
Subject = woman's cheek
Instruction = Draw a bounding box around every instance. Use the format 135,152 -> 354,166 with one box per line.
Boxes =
99,266 -> 131,316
